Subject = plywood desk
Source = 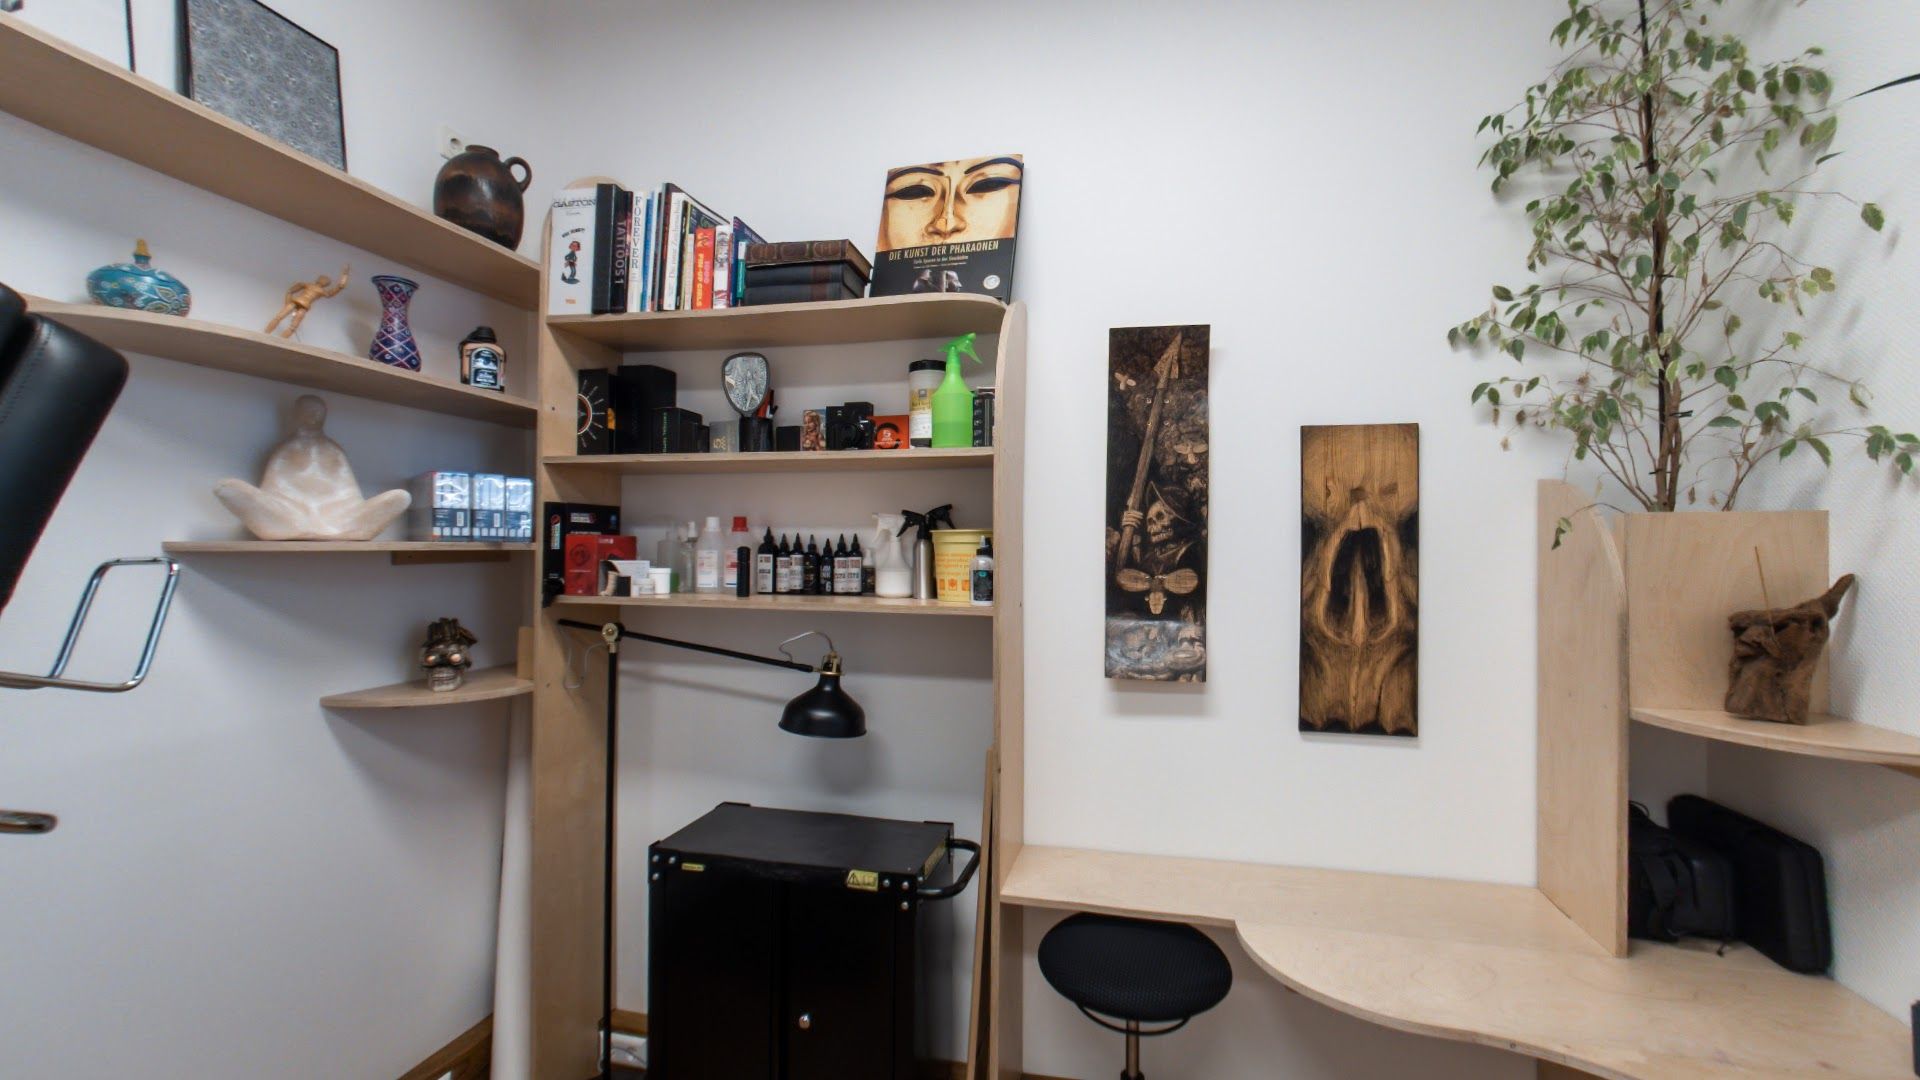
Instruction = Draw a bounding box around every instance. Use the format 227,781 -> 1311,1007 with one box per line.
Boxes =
1003,846 -> 1911,1080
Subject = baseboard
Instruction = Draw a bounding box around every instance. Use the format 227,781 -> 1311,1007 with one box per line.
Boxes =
397,1014 -> 491,1080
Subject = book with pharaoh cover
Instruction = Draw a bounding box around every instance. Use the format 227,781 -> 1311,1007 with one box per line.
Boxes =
870,154 -> 1023,302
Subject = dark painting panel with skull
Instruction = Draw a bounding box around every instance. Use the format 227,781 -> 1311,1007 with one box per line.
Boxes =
1105,325 -> 1209,682
1300,424 -> 1418,735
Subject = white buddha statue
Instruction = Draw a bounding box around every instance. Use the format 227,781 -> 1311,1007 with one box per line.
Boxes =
215,395 -> 410,541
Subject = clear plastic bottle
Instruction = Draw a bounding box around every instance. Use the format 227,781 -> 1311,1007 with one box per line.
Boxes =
695,517 -> 724,591
873,513 -> 912,598
673,522 -> 697,592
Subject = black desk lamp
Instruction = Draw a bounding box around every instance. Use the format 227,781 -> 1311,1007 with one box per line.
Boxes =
556,618 -> 866,1076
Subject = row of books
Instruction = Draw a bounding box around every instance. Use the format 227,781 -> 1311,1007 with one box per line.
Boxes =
546,182 -> 765,317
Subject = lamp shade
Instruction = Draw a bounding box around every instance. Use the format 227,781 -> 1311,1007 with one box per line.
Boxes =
780,669 -> 866,739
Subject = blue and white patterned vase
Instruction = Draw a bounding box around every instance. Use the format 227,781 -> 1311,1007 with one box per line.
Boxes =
369,274 -> 422,371
86,239 -> 191,316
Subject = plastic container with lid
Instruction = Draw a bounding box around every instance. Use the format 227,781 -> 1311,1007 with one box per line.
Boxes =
931,529 -> 992,604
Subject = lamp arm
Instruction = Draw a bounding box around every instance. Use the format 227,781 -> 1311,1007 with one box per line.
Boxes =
557,619 -> 817,674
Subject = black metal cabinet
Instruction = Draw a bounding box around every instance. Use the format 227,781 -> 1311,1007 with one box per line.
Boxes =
647,803 -> 978,1080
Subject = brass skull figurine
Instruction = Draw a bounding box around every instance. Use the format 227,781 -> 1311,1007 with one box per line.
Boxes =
420,617 -> 478,692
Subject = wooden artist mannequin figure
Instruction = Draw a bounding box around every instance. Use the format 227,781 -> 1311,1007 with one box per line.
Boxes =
265,265 -> 350,338
1725,574 -> 1855,724
214,394 -> 409,541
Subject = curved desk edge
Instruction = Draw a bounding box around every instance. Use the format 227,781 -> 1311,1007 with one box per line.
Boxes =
1002,846 -> 1910,1080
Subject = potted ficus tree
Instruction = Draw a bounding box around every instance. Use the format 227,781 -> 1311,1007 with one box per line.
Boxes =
1450,0 -> 1915,546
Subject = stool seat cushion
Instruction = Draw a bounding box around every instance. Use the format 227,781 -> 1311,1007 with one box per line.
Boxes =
1038,912 -> 1233,1024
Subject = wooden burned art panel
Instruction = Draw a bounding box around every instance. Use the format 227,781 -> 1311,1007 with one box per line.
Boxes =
1105,325 -> 1209,682
1299,424 -> 1418,735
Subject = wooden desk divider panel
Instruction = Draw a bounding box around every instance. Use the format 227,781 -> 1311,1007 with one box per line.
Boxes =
1536,480 -> 1629,956
987,300 -> 1028,1080
1617,509 -> 1829,713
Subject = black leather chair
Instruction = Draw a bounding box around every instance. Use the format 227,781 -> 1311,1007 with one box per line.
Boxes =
1038,912 -> 1233,1080
0,282 -> 130,614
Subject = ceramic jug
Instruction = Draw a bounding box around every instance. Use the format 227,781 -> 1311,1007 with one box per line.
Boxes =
433,145 -> 533,249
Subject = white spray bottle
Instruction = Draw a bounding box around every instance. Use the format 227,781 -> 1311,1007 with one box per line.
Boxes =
873,513 -> 913,598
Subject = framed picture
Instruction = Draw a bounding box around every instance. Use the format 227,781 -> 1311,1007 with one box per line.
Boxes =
175,0 -> 345,170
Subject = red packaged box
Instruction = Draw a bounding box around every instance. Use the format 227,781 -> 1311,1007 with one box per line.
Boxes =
564,533 -> 636,596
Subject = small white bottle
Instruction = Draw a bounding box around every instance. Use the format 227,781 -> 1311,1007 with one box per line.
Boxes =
695,516 -> 723,592
969,537 -> 994,606
873,513 -> 913,598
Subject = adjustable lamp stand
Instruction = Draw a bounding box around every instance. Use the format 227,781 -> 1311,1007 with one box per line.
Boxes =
556,619 -> 865,1078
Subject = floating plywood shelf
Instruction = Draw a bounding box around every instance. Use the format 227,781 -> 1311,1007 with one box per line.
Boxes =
28,298 -> 538,427
1631,707 -> 1920,778
550,592 -> 991,618
0,17 -> 539,306
1003,845 -> 1914,1080
547,293 -> 1007,350
163,540 -> 532,565
542,447 -> 993,475
321,665 -> 532,709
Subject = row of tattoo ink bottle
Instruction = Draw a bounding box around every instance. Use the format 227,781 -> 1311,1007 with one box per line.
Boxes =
750,529 -> 872,596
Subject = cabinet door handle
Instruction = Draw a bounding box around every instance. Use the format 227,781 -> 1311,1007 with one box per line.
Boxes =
796,1013 -> 812,1031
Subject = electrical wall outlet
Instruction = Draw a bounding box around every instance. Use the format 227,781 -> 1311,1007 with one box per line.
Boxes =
436,124 -> 466,161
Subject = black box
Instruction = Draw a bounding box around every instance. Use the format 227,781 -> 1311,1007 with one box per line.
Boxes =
650,407 -> 704,454
972,387 -> 995,447
576,370 -> 615,455
649,803 -> 963,1080
776,425 -> 802,452
611,363 -> 676,454
739,416 -> 774,452
541,502 -> 619,604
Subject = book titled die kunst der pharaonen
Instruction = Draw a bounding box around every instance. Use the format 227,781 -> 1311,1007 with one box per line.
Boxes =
870,153 -> 1023,302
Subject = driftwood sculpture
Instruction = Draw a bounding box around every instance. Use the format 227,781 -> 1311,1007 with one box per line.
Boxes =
1725,574 -> 1855,724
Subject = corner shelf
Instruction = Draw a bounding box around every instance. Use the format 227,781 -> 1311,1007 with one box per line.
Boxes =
547,293 -> 1007,350
0,17 -> 539,306
543,447 -> 993,475
321,665 -> 532,709
1631,707 -> 1920,778
551,593 -> 992,618
29,298 -> 539,427
164,540 -> 532,565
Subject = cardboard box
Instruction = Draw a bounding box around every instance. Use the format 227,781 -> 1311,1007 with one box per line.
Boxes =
565,533 -> 637,596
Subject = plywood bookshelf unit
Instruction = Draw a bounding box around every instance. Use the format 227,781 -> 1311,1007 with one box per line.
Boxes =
0,16 -> 538,305
527,234 -> 1027,1077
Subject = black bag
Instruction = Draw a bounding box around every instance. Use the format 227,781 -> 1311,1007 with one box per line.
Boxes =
1668,795 -> 1832,974
1628,802 -> 1736,943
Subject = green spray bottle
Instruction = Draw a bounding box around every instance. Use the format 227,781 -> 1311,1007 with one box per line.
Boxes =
930,331 -> 982,449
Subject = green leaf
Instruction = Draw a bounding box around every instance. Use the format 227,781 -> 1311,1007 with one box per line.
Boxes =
1472,382 -> 1490,404
1552,517 -> 1572,550
1493,285 -> 1515,301
1862,203 -> 1885,231
1807,436 -> 1833,465
1899,452 -> 1914,475
1707,416 -> 1742,429
1714,366 -> 1738,390
1795,387 -> 1818,404
1779,438 -> 1798,459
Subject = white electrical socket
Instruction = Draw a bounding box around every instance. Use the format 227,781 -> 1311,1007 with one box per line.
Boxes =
436,124 -> 466,160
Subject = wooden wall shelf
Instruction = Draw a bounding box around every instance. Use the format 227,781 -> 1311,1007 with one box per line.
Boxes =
321,665 -> 532,709
1003,845 -> 1914,1080
1631,707 -> 1920,778
551,593 -> 992,618
542,447 -> 993,475
547,293 -> 1008,351
164,540 -> 531,565
0,17 -> 539,306
28,298 -> 538,427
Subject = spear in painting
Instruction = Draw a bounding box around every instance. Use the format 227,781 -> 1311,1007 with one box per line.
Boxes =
1115,333 -> 1182,572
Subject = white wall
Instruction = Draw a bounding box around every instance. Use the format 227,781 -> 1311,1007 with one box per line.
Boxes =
0,3 -> 549,1076
526,1 -> 1566,1076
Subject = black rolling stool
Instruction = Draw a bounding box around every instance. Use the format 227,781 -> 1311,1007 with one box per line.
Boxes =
1038,912 -> 1233,1080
